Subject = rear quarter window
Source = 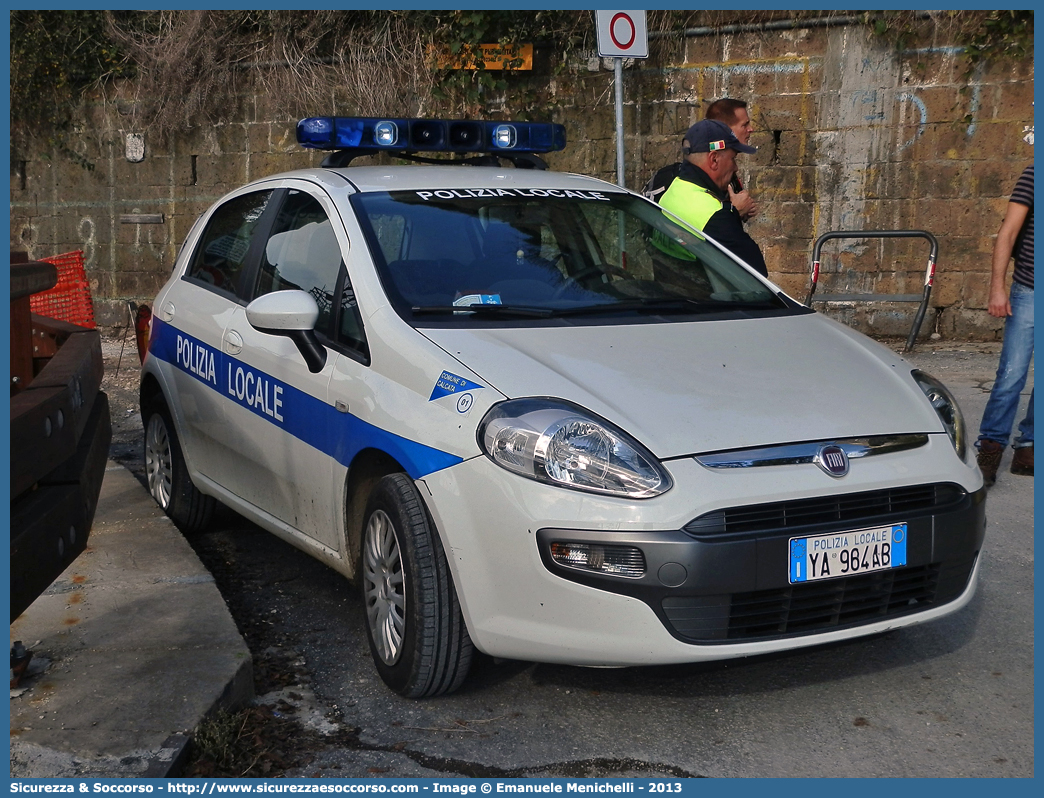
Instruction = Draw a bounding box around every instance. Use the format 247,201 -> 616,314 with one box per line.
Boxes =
187,190 -> 273,295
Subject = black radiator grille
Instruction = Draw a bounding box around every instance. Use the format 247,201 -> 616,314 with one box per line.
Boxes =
662,555 -> 977,643
684,483 -> 965,540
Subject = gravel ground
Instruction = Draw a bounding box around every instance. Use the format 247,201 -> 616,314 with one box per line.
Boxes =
99,328 -> 341,776
100,329 -> 148,483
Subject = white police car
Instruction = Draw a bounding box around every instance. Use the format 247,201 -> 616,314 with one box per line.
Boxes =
140,116 -> 985,697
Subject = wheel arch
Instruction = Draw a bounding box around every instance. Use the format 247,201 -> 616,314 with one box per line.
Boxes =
139,372 -> 165,413
138,371 -> 209,501
343,447 -> 409,580
139,377 -> 216,535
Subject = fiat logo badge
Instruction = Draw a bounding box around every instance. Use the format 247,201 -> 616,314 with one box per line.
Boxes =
815,444 -> 849,477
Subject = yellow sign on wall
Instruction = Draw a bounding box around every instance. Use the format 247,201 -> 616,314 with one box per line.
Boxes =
433,43 -> 533,71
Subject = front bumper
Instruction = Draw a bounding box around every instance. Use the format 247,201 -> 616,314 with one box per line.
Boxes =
420,438 -> 985,666
537,482 -> 985,644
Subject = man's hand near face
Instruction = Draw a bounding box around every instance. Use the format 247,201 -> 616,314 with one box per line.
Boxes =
728,184 -> 758,220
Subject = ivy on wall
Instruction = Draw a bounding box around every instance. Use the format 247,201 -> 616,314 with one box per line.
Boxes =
419,10 -> 588,117
867,9 -> 1033,80
10,10 -> 133,167
962,10 -> 1034,71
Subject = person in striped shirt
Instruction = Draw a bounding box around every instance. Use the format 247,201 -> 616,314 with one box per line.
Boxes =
976,164 -> 1034,485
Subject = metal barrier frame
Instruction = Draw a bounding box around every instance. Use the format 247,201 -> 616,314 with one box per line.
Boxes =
805,230 -> 938,352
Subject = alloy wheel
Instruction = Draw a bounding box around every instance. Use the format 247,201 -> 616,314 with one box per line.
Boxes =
145,413 -> 173,509
363,509 -> 406,665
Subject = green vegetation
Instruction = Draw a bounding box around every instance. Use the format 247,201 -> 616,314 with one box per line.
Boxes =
10,11 -> 128,125
962,10 -> 1034,68
10,11 -> 131,166
867,9 -> 1034,73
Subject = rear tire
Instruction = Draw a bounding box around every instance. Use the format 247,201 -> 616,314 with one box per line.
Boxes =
361,473 -> 473,697
143,401 -> 215,535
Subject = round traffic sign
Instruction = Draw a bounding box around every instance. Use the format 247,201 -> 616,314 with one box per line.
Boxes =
610,13 -> 636,50
595,9 -> 648,59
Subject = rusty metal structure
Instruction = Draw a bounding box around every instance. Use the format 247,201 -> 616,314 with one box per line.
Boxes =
10,252 -> 111,623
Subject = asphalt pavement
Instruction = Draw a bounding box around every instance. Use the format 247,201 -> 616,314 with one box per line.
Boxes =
7,339 -> 1033,779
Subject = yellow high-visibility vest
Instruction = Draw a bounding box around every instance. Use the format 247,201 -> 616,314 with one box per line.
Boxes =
659,178 -> 723,232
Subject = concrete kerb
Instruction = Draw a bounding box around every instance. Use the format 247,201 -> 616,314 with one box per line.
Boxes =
9,462 -> 253,779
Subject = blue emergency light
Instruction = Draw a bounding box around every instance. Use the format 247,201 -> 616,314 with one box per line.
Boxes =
296,117 -> 566,156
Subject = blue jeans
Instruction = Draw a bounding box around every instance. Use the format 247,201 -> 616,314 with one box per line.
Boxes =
978,281 -> 1034,449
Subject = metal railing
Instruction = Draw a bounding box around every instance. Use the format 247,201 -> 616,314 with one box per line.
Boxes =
805,230 -> 938,353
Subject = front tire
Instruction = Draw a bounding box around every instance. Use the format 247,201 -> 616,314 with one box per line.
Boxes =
361,473 -> 473,697
143,401 -> 215,535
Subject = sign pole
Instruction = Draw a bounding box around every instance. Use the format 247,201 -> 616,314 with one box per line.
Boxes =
614,57 -> 625,188
595,11 -> 648,189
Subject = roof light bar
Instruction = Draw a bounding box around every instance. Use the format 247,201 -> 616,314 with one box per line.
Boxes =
296,117 -> 566,155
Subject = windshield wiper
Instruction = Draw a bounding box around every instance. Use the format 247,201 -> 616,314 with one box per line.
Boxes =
411,303 -> 555,318
412,295 -> 782,319
548,296 -> 780,317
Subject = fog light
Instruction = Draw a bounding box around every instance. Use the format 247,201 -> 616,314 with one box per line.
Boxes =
549,542 -> 645,578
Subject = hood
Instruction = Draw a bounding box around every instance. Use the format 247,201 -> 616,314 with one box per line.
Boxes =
420,314 -> 944,458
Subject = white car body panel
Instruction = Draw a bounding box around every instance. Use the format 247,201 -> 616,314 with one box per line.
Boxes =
419,313 -> 944,458
220,305 -> 338,542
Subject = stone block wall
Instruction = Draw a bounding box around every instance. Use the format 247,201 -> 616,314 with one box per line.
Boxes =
9,19 -> 1033,340
553,24 -> 1033,341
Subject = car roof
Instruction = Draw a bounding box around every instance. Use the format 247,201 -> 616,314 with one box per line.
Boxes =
256,164 -> 631,195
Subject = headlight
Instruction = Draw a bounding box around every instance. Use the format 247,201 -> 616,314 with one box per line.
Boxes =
478,398 -> 672,498
912,370 -> 967,460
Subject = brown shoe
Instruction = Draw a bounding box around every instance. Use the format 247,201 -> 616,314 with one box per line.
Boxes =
1011,445 -> 1033,477
977,439 -> 1004,486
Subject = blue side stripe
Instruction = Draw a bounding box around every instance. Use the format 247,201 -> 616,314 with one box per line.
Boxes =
149,318 -> 463,479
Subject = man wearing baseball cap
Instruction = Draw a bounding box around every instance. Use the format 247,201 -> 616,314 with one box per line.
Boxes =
658,118 -> 768,276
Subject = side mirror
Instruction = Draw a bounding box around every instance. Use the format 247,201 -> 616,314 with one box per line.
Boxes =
245,290 -> 327,373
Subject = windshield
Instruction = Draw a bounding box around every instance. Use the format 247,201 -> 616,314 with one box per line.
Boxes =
352,188 -> 797,323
